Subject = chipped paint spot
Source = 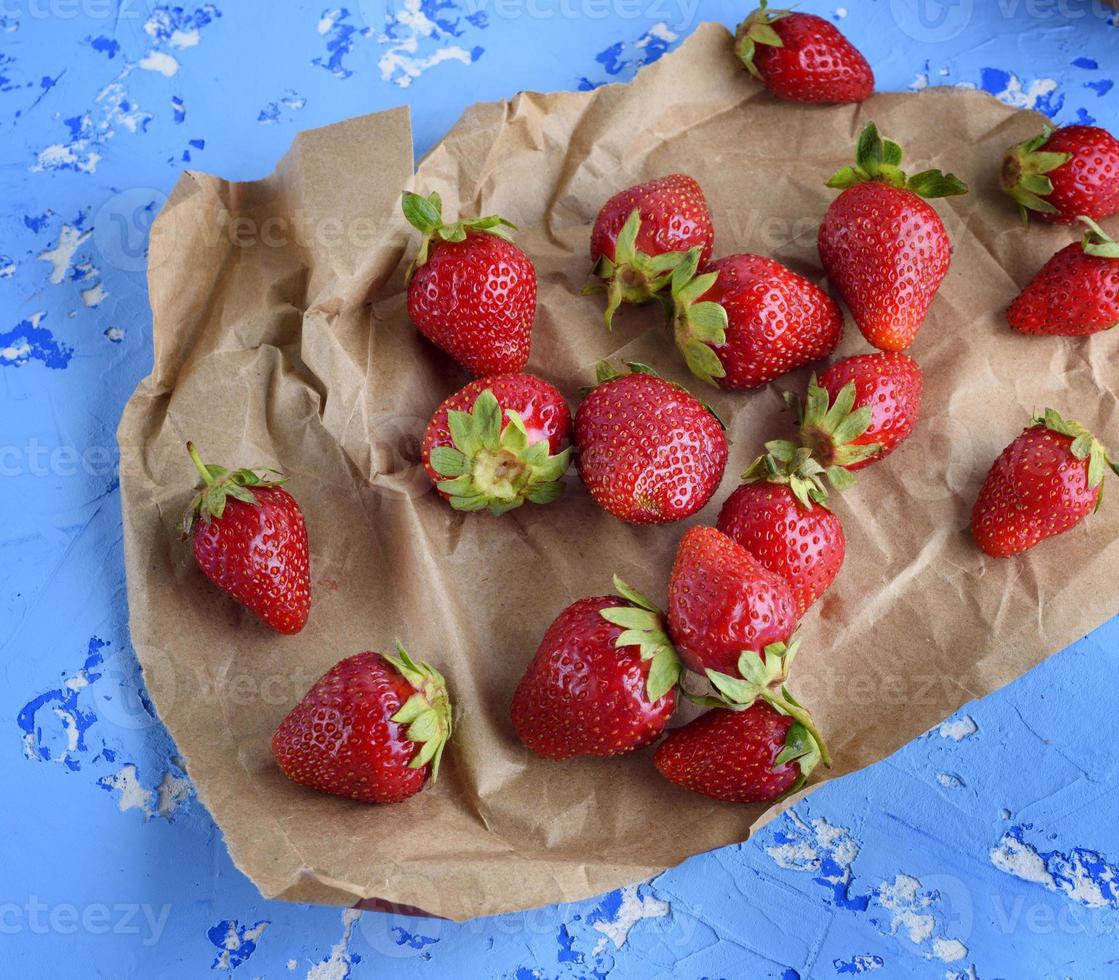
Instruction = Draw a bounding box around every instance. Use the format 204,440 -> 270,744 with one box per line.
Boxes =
81,283 -> 108,307
834,953 -> 883,973
39,224 -> 92,284
97,763 -> 193,820
932,937 -> 968,963
376,0 -> 481,89
208,919 -> 269,970
258,90 -> 308,124
306,909 -> 361,980
17,639 -> 106,767
139,52 -> 181,77
938,716 -> 978,742
590,884 -> 669,954
980,68 -> 1063,116
936,773 -> 965,790
579,22 -> 678,91
877,874 -> 935,945
767,812 -> 867,909
1,313 -> 73,369
992,827 -> 1119,909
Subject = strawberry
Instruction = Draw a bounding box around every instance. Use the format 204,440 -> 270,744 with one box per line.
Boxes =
717,471 -> 846,620
667,525 -> 797,677
182,443 -> 310,635
734,0 -> 873,104
670,249 -> 843,389
774,353 -> 924,490
272,646 -> 452,804
421,374 -> 572,515
589,174 -> 715,327
403,191 -> 536,376
511,577 -> 681,760
574,364 -> 728,525
971,410 -> 1117,557
1008,217 -> 1119,336
1001,124 -> 1119,225
818,123 -> 968,351
655,700 -> 826,803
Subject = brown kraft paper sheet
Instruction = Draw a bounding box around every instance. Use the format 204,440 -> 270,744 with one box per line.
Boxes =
118,22 -> 1119,920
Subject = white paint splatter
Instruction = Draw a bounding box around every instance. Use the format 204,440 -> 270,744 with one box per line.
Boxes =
932,938 -> 968,963
212,920 -> 269,970
139,51 -> 180,76
169,28 -> 200,48
2,339 -> 33,364
987,72 -> 1060,111
98,764 -> 192,819
639,23 -> 678,45
105,326 -> 125,343
306,909 -> 361,980
938,716 -> 978,741
936,773 -> 965,790
377,0 -> 475,88
878,874 -> 936,944
992,829 -> 1119,909
287,961 -> 298,972
81,283 -> 108,307
318,9 -> 342,34
38,224 -> 92,283
835,6 -> 848,17
591,885 -> 669,955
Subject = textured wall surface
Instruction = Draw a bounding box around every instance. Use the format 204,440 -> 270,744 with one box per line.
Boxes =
3,2 -> 1118,977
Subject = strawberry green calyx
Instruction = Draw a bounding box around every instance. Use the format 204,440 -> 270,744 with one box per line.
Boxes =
1078,216 -> 1119,260
599,575 -> 682,702
181,442 -> 285,538
386,642 -> 453,780
733,0 -> 789,79
589,210 -> 691,329
669,247 -> 729,387
430,389 -> 571,517
706,644 -> 832,770
775,376 -> 883,491
1035,408 -> 1119,498
1000,126 -> 1072,223
742,445 -> 833,510
401,190 -> 517,283
826,123 -> 969,199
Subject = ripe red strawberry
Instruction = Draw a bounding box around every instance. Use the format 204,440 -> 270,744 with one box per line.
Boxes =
574,364 -> 728,524
182,443 -> 310,635
421,374 -> 572,515
775,353 -> 924,489
718,476 -> 846,620
734,1 -> 873,104
654,700 -> 825,803
1001,124 -> 1119,225
670,249 -> 842,389
818,123 -> 968,351
971,410 -> 1117,557
511,578 -> 681,760
272,646 -> 452,804
667,525 -> 797,677
403,191 -> 536,376
1008,218 -> 1119,336
589,174 -> 715,327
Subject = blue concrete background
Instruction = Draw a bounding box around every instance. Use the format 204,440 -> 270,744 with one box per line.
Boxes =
3,1 -> 1118,977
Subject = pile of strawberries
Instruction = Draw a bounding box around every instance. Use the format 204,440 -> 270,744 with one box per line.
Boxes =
178,5 -> 1119,809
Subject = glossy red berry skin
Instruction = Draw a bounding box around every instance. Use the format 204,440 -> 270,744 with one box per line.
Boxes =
192,486 -> 311,635
818,352 -> 924,470
421,374 -> 571,492
699,253 -> 842,390
574,373 -> 728,525
1008,243 -> 1119,336
271,653 -> 428,804
971,425 -> 1101,557
407,231 -> 537,376
818,182 -> 951,352
1031,126 -> 1119,225
717,483 -> 845,620
590,174 -> 714,268
654,702 -> 799,803
511,596 -> 678,760
752,13 -> 873,104
667,526 -> 797,677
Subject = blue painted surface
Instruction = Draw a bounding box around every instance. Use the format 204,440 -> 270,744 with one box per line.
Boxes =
3,2 -> 1118,976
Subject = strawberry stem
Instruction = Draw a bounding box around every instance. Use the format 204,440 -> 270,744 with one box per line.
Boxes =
187,441 -> 216,487
762,687 -> 832,768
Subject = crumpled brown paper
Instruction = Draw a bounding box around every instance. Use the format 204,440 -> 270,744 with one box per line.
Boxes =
118,23 -> 1119,920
